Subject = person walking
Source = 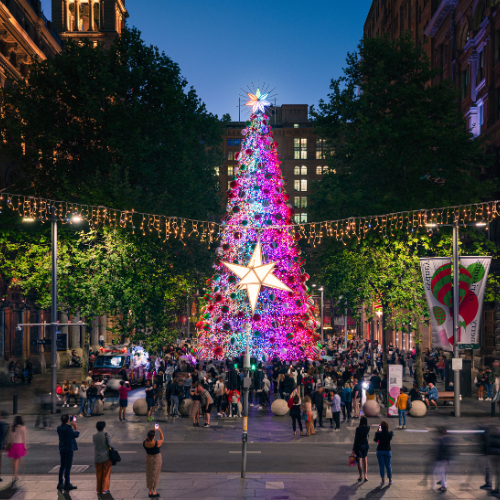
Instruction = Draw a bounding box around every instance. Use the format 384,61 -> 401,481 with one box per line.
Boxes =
396,388 -> 410,429
0,412 -> 9,482
61,380 -> 70,408
56,414 -> 79,491
145,380 -> 156,421
327,389 -> 341,431
93,421 -> 112,495
432,428 -> 452,492
143,425 -> 164,498
118,380 -> 131,422
4,416 -> 27,484
215,376 -> 225,416
374,420 -> 393,486
87,381 -> 99,417
301,395 -> 315,436
476,370 -> 486,401
485,367 -> 495,401
189,382 -> 201,427
289,394 -> 304,436
170,378 -> 181,417
352,379 -> 361,419
353,416 -> 370,482
312,385 -> 325,428
67,380 -> 79,408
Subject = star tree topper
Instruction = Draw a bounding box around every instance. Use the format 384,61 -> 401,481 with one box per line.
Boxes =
245,87 -> 271,114
222,240 -> 292,313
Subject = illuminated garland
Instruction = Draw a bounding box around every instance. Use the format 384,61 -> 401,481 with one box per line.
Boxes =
1,193 -> 498,245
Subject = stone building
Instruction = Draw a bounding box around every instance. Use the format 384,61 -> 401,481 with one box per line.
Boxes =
221,104 -> 330,224
363,0 -> 500,361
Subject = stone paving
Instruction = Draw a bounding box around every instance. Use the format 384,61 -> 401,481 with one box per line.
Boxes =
0,472 -> 494,500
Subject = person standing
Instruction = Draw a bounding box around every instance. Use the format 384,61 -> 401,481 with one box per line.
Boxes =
61,380 -> 70,408
144,380 -> 156,422
352,379 -> 361,419
353,416 -> 370,482
198,384 -> 214,428
485,367 -> 495,401
374,420 -> 393,485
301,395 -> 315,436
396,388 -> 409,429
99,333 -> 104,347
170,378 -> 181,417
289,395 -> 304,436
476,370 -> 486,401
312,385 -> 325,428
118,380 -> 131,422
189,382 -> 201,427
143,426 -> 164,498
68,380 -> 79,408
93,421 -> 112,495
78,380 -> 88,417
215,376 -> 225,416
328,389 -> 341,431
56,414 -> 79,491
0,412 -> 9,482
87,381 -> 99,417
4,416 -> 27,484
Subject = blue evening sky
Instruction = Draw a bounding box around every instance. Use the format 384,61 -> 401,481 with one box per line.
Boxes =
41,0 -> 372,120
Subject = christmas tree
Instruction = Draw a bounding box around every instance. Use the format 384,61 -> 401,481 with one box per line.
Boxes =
195,89 -> 320,362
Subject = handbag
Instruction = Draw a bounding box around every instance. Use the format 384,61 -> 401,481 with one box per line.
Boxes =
312,408 -> 318,421
348,452 -> 356,467
324,406 -> 332,419
301,412 -> 308,421
106,435 -> 121,466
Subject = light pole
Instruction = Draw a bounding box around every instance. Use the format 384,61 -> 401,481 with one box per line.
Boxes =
425,215 -> 488,418
312,285 -> 324,344
241,323 -> 251,478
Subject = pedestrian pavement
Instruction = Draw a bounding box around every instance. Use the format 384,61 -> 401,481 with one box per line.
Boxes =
0,472 -> 494,500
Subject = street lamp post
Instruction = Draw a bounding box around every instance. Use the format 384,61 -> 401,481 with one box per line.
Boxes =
50,206 -> 58,414
241,323 -> 251,478
426,215 -> 488,418
312,285 -> 324,344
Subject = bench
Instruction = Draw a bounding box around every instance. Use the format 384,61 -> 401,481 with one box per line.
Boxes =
436,391 -> 454,406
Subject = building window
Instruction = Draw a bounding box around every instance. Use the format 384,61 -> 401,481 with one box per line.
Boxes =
301,179 -> 307,191
294,196 -> 307,208
301,166 -> 307,175
227,139 -> 233,146
227,151 -> 234,161
234,139 -> 240,146
316,138 -> 327,159
323,166 -> 330,174
477,50 -> 484,84
228,181 -> 232,190
294,124 -> 299,128
316,166 -> 322,175
227,166 -> 234,176
294,180 -> 300,191
294,213 -> 308,223
214,166 -> 220,176
294,138 -> 307,159
294,166 -> 300,175
462,68 -> 468,100
479,102 -> 484,127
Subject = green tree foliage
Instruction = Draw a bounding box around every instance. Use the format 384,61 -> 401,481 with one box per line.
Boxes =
0,28 -> 224,218
310,32 -> 492,221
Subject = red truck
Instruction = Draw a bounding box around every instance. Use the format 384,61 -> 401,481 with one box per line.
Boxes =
92,345 -> 146,385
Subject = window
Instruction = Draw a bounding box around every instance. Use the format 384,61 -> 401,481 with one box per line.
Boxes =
294,213 -> 308,223
227,151 -> 234,161
479,102 -> 484,127
323,166 -> 329,174
227,166 -> 234,176
214,166 -> 220,176
294,166 -> 300,175
316,166 -> 322,175
294,196 -> 307,208
228,181 -> 232,190
294,138 -> 307,159
316,138 -> 327,159
462,68 -> 468,100
294,180 -> 300,191
301,166 -> 307,175
294,124 -> 299,128
227,139 -> 233,146
234,139 -> 240,146
301,179 -> 307,191
477,50 -> 484,83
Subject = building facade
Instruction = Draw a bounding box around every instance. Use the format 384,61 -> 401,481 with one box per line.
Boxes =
221,104 -> 330,224
52,0 -> 128,48
364,0 -> 500,361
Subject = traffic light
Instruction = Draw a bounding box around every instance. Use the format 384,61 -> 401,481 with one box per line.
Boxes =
251,364 -> 256,371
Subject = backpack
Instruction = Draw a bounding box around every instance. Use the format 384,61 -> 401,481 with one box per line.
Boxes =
305,379 -> 313,394
406,398 -> 412,411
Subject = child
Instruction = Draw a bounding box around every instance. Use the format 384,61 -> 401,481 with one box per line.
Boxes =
228,388 -> 241,418
221,386 -> 229,418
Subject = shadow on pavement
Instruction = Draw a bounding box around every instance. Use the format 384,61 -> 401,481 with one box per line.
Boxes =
0,484 -> 17,500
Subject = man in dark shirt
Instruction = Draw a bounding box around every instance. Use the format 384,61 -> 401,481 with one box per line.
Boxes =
312,386 -> 325,427
424,368 -> 437,386
370,371 -> 382,403
56,414 -> 79,490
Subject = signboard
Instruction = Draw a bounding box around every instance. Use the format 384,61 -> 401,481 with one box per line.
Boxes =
452,358 -> 463,371
458,344 -> 479,350
31,339 -> 50,346
420,257 -> 491,351
56,332 -> 67,351
387,365 -> 403,417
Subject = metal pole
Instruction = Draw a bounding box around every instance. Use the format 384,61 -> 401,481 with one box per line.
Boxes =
0,306 -> 4,361
187,292 -> 190,340
320,289 -> 324,344
51,206 -> 58,414
344,307 -> 348,348
453,220 -> 461,417
241,325 -> 250,478
370,301 -> 374,370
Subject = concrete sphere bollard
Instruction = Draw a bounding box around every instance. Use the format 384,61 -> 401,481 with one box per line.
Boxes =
92,399 -> 104,416
133,398 -> 148,416
409,400 -> 427,417
271,399 -> 289,416
179,398 -> 192,416
362,400 -> 380,417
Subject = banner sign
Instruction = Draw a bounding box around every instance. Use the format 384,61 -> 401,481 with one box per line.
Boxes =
387,364 -> 403,417
420,257 -> 491,351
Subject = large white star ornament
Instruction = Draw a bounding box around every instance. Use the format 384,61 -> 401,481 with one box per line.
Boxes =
245,87 -> 271,114
222,240 -> 291,313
